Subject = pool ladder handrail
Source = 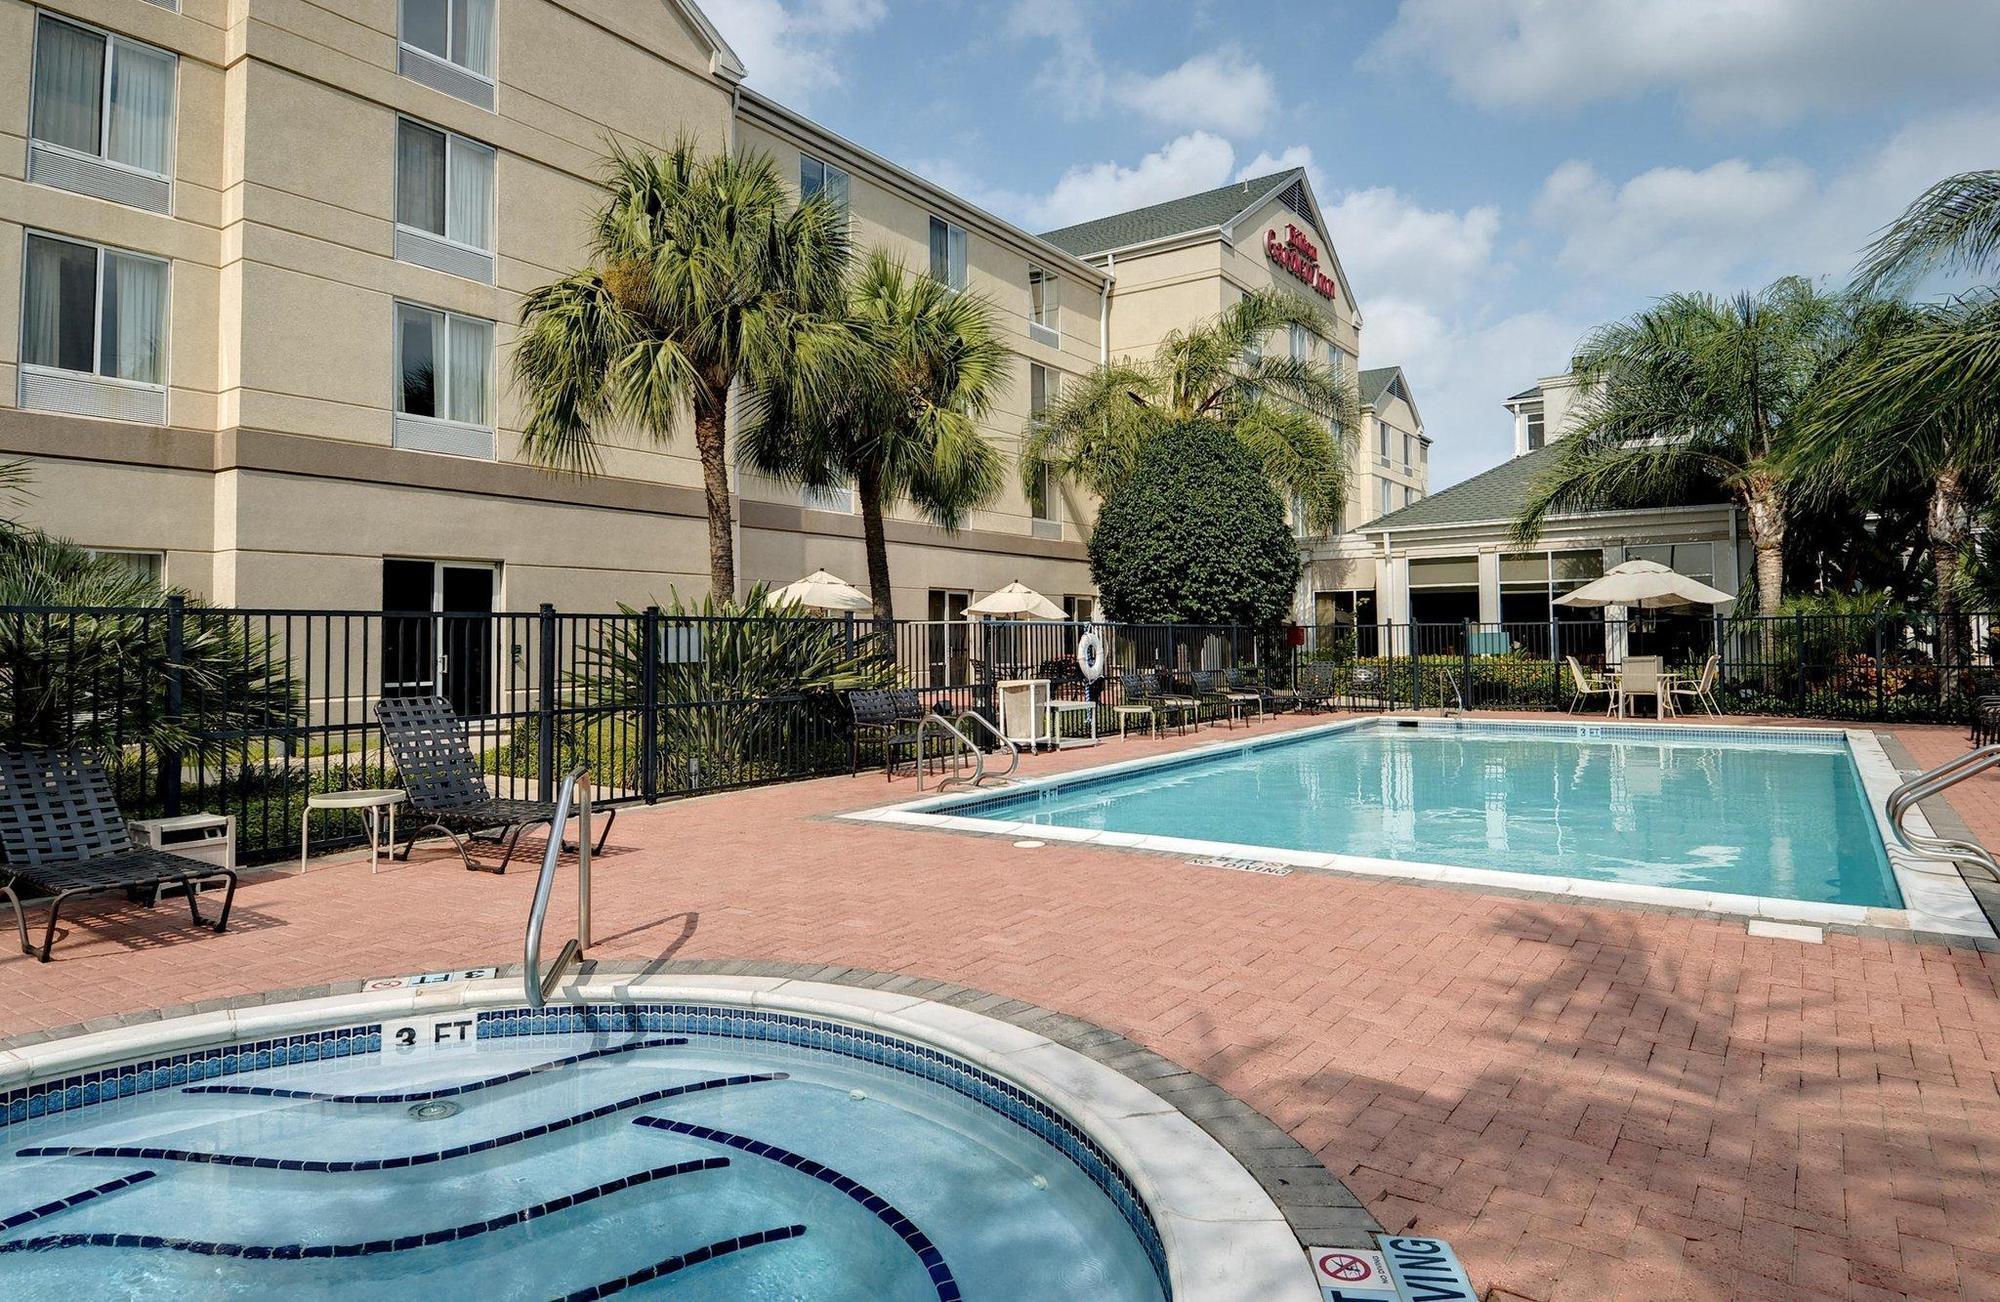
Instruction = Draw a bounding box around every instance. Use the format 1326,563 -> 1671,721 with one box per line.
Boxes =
1884,744 -> 2000,881
915,710 -> 1020,792
523,765 -> 592,1008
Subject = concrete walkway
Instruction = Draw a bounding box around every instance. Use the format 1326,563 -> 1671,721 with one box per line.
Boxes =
4,710 -> 1999,1300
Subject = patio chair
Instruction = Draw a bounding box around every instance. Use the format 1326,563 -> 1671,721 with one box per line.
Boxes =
1565,656 -> 1614,715
1668,654 -> 1722,717
1119,672 -> 1196,736
0,748 -> 238,962
1616,656 -> 1666,720
374,695 -> 616,873
1217,669 -> 1268,722
1189,670 -> 1250,728
1228,667 -> 1290,714
1971,696 -> 2000,747
1293,662 -> 1335,713
1150,671 -> 1204,726
849,687 -> 941,779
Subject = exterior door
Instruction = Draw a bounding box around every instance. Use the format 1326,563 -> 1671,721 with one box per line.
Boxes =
382,560 -> 496,715
926,589 -> 970,686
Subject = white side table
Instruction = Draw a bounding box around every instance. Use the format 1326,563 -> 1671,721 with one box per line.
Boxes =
1045,699 -> 1100,749
301,789 -> 407,874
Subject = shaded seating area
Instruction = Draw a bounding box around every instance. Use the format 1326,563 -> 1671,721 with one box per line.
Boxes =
1565,656 -> 1614,714
374,695 -> 615,873
0,748 -> 238,962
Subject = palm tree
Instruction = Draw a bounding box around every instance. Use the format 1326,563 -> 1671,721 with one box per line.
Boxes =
1514,276 -> 1849,617
1856,170 -> 2000,292
745,253 -> 1010,621
514,139 -> 851,601
1790,293 -> 2000,686
1019,288 -> 1356,535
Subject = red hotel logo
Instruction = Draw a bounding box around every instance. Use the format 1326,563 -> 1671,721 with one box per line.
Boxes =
1266,224 -> 1337,300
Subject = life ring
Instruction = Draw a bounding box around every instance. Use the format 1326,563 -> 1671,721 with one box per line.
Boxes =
1076,630 -> 1106,682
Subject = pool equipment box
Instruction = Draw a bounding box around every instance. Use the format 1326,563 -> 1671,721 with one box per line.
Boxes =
132,812 -> 235,900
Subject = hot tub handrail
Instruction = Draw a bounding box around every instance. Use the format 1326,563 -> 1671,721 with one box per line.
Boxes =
953,709 -> 1020,783
1885,744 -> 2000,881
524,765 -> 592,1008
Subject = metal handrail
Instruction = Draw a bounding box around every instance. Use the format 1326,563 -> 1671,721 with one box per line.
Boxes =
1885,745 -> 2000,881
954,710 -> 1020,783
523,765 -> 592,1008
914,711 -> 1019,792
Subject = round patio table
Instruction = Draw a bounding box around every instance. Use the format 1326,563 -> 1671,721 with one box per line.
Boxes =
299,789 -> 406,875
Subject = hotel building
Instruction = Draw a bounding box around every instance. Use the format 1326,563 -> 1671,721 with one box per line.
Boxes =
1,0 -> 1421,630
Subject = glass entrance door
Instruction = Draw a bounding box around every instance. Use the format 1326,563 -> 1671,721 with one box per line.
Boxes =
926,589 -> 970,686
382,559 -> 496,715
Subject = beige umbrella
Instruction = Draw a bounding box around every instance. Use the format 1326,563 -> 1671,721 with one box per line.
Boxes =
966,580 -> 1066,620
769,569 -> 872,612
1555,559 -> 1734,610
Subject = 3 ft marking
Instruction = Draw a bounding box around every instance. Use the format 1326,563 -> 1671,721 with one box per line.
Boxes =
383,1015 -> 475,1052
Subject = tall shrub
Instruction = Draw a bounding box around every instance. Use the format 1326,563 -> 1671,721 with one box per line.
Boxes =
1088,419 -> 1299,629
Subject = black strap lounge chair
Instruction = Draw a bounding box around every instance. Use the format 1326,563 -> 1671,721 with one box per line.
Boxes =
374,695 -> 615,873
849,687 -> 946,779
1117,672 -> 1195,736
0,748 -> 238,962
1292,662 -> 1334,714
1226,667 -> 1286,716
1189,670 -> 1251,728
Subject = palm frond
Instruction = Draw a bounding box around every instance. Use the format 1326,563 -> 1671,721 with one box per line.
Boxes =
1855,170 -> 2000,292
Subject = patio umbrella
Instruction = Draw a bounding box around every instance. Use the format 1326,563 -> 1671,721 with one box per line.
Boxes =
1554,559 -> 1734,610
768,569 -> 872,612
966,580 -> 1066,620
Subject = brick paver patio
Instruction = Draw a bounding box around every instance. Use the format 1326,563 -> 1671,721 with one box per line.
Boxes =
5,711 -> 1999,1300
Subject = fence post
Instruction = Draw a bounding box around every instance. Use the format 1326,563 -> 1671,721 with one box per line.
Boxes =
1795,611 -> 1806,712
641,605 -> 660,804
160,594 -> 186,817
537,602 -> 557,803
1873,616 -> 1886,722
1461,618 -> 1473,711
1548,614 -> 1561,710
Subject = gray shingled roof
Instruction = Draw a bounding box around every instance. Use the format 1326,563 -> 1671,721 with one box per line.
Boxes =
1039,171 -> 1297,256
1357,366 -> 1400,409
1357,443 -> 1568,530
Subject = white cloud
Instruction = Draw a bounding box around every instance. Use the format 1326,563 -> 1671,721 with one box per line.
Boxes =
701,0 -> 887,106
1112,49 -> 1279,138
921,133 -> 1241,233
1375,0 -> 2000,126
1532,104 -> 2000,292
1326,187 -> 1502,303
1235,146 -> 1314,181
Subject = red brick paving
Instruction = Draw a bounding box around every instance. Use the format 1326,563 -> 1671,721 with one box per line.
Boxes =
5,710 -> 2000,1301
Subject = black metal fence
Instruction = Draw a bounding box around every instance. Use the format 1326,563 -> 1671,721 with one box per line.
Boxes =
0,599 -> 1255,865
1294,610 -> 2000,720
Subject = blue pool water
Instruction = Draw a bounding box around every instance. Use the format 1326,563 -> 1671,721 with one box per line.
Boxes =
0,1013 -> 1166,1300
954,721 -> 1901,908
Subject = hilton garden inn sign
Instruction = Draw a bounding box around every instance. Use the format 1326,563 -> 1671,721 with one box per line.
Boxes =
1266,223 -> 1338,300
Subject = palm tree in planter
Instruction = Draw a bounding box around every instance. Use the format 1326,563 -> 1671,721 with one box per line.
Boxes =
1790,294 -> 2000,691
1514,276 -> 1850,617
514,140 -> 851,600
745,253 -> 1010,621
1018,287 -> 1356,536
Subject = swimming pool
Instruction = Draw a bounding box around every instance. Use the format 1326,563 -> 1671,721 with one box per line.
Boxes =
0,1000 -> 1182,1300
893,719 -> 1925,915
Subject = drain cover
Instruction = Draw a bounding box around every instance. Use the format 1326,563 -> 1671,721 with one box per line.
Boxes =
407,1101 -> 461,1121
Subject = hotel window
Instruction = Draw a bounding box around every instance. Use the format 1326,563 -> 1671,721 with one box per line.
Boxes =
1290,324 -> 1312,362
29,15 -> 176,214
1376,418 -> 1390,466
1063,595 -> 1095,623
395,118 -> 496,283
1029,364 -> 1060,538
394,302 -> 495,458
1028,268 -> 1059,345
1290,492 -> 1311,539
1380,480 -> 1394,518
85,548 -> 166,586
928,216 -> 966,291
1524,405 -> 1545,451
398,0 -> 496,110
1402,431 -> 1415,470
799,153 -> 850,217
1404,485 -> 1417,507
20,232 -> 169,424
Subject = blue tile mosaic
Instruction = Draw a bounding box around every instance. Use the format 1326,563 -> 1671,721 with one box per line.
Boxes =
0,1169 -> 157,1233
181,1036 -> 686,1104
558,1223 -> 807,1300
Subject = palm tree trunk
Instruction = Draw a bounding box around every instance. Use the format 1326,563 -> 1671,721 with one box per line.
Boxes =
857,459 -> 895,623
1743,479 -> 1787,618
691,388 -> 735,602
1929,465 -> 1971,697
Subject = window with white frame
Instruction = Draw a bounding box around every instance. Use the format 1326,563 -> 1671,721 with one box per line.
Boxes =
799,153 -> 849,216
399,0 -> 496,108
928,216 -> 966,291
1380,479 -> 1394,518
1376,418 -> 1391,465
395,118 -> 495,281
1028,267 -> 1058,344
1403,431 -> 1415,470
1029,364 -> 1060,536
1290,323 -> 1312,362
29,15 -> 176,212
395,302 -> 493,456
85,548 -> 165,586
22,232 -> 169,393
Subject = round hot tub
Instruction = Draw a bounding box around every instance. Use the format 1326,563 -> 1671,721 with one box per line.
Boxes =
0,976 -> 1319,1300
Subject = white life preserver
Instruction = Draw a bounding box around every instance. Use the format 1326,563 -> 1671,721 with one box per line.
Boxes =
1076,630 -> 1106,682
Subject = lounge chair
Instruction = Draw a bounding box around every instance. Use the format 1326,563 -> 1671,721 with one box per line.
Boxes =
1970,695 -> 2000,748
1228,667 -> 1290,714
1669,654 -> 1722,716
1150,671 -> 1204,726
374,695 -> 615,873
0,748 -> 238,962
849,687 -> 939,779
1189,670 -> 1251,728
1119,672 -> 1196,735
1565,656 -> 1614,715
1616,656 -> 1666,719
1293,662 -> 1335,713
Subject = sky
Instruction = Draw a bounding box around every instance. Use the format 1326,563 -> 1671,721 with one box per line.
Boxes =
700,0 -> 2000,490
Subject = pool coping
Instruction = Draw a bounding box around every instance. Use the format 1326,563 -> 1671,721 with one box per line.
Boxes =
846,715 -> 1996,943
0,961 -> 1361,1302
